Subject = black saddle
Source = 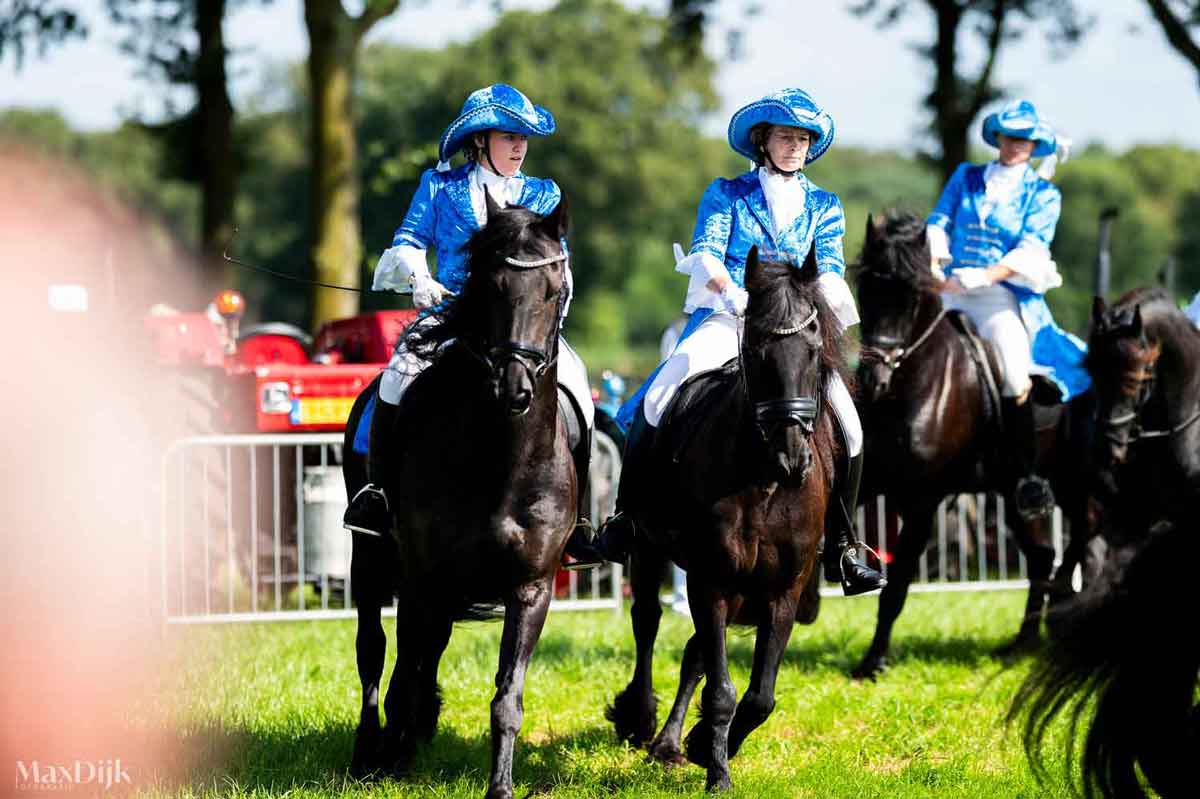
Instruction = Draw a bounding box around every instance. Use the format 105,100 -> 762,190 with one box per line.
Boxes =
657,357 -> 741,464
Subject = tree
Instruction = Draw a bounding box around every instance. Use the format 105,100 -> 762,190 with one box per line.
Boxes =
304,0 -> 400,329
849,0 -> 1090,183
1144,0 -> 1200,82
107,0 -> 238,288
0,0 -> 84,67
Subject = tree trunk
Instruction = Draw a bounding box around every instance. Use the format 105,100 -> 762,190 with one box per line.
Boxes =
305,0 -> 362,328
195,0 -> 236,290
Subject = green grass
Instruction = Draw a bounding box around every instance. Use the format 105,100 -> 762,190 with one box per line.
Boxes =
153,591 -> 1078,798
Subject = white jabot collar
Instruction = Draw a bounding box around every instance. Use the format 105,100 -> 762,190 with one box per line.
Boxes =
979,160 -> 1030,221
470,163 -> 524,226
757,166 -> 806,238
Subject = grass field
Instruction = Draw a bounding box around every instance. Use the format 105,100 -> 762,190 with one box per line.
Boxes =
157,590 -> 1080,798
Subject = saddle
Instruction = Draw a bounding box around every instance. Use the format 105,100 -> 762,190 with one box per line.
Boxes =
945,310 -> 1063,434
657,358 -> 741,465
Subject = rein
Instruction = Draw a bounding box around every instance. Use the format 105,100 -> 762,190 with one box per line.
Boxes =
860,307 -> 948,371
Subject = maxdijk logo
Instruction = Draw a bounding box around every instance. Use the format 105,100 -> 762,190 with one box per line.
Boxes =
14,760 -> 131,792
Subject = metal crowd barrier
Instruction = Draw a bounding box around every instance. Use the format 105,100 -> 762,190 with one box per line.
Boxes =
156,432 -> 623,624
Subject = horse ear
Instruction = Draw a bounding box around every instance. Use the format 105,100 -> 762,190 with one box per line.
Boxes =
1091,296 -> 1107,329
746,245 -> 761,282
865,213 -> 878,249
1130,304 -> 1144,336
484,189 -> 504,221
797,243 -> 819,283
541,193 -> 569,241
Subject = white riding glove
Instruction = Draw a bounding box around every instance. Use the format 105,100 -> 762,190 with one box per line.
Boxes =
953,267 -> 993,290
721,283 -> 749,316
410,270 -> 453,309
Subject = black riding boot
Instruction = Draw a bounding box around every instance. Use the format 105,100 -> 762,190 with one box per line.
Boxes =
1004,396 -> 1055,521
562,426 -> 602,571
572,409 -> 653,565
343,397 -> 399,537
823,451 -> 888,596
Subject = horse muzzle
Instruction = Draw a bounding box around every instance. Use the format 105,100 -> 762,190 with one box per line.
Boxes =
857,361 -> 894,402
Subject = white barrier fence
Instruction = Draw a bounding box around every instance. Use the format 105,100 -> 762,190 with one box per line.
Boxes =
157,432 -> 1069,624
156,432 -> 623,624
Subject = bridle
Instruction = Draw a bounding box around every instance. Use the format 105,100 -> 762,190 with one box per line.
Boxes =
1100,341 -> 1200,453
462,249 -> 569,391
742,305 -> 822,440
859,303 -> 948,377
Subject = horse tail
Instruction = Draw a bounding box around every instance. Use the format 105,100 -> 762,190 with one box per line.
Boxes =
1009,522 -> 1199,798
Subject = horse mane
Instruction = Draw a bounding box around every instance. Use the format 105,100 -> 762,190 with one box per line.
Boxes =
1094,286 -> 1200,368
854,210 -> 935,292
405,203 -> 554,361
744,256 -> 849,403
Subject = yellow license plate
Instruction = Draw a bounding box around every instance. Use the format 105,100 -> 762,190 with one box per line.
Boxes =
296,396 -> 356,426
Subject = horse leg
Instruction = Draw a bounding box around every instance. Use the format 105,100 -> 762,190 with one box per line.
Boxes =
351,600 -> 386,777
998,511 -> 1054,657
380,592 -> 423,775
607,536 -> 667,746
485,578 -> 553,799
414,611 -> 454,744
852,503 -> 935,680
647,633 -> 703,766
682,578 -> 737,792
727,592 -> 799,760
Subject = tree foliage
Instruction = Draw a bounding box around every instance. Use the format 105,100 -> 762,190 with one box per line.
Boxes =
0,0 -> 84,68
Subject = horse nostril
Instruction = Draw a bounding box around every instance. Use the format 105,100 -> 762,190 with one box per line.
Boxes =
508,388 -> 532,415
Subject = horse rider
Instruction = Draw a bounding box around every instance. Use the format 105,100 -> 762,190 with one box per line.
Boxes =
342,84 -> 598,564
581,88 -> 888,596
925,99 -> 1090,520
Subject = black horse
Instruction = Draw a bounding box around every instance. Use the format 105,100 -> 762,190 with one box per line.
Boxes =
342,194 -> 579,799
1088,289 -> 1200,538
851,212 -> 1097,679
1010,521 -> 1199,799
607,246 -> 837,792
1008,289 -> 1200,798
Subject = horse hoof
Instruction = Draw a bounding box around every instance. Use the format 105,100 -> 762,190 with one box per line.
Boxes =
850,655 -> 885,681
705,772 -> 733,792
647,737 -> 687,767
683,724 -> 713,769
606,687 -> 657,747
993,634 -> 1042,660
350,727 -> 383,779
484,787 -> 513,799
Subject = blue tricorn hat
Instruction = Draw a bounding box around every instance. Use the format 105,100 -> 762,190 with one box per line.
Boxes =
438,84 -> 556,165
982,100 -> 1057,158
727,88 -> 835,165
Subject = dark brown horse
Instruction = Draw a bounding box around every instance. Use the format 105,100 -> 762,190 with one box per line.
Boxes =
1008,289 -> 1200,798
342,194 -> 578,799
1088,288 -> 1200,538
606,245 -> 836,792
851,212 -> 1097,680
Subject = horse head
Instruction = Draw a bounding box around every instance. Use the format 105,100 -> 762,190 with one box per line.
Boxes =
1088,295 -> 1162,466
455,192 -> 571,416
742,244 -> 836,484
855,212 -> 938,402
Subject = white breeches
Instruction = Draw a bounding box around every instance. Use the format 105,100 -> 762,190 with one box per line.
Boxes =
379,317 -> 594,429
642,312 -> 862,456
942,284 -> 1033,398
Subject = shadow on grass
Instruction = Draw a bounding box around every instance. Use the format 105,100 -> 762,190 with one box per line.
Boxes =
169,717 -> 700,796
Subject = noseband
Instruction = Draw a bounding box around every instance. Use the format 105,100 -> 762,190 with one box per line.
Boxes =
744,306 -> 822,439
466,249 -> 569,389
1101,343 -> 1200,452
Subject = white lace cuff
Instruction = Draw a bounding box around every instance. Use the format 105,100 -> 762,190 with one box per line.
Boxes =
372,245 -> 429,293
817,272 -> 860,331
999,243 -> 1062,294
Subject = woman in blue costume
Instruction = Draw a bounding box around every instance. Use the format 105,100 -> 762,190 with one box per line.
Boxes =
584,89 -> 886,596
926,99 -> 1089,520
343,84 -> 596,561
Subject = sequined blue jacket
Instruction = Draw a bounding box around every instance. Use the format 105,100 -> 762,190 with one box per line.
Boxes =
927,162 -> 1089,400
391,162 -> 562,295
691,170 -> 846,284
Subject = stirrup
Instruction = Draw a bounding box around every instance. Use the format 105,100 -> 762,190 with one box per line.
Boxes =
839,542 -> 888,596
343,484 -> 389,537
561,519 -> 603,571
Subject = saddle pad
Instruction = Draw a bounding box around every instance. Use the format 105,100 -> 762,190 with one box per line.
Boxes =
658,358 -> 740,464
